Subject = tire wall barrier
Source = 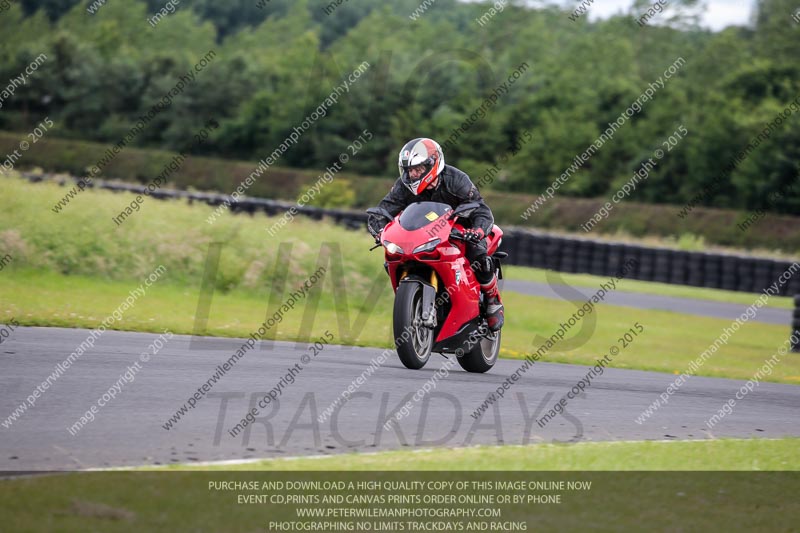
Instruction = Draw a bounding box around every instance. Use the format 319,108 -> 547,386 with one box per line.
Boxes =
793,295 -> 800,353
500,229 -> 800,296
23,172 -> 800,298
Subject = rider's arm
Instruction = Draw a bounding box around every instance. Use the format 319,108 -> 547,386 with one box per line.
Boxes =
377,178 -> 412,218
368,178 -> 411,235
449,171 -> 494,234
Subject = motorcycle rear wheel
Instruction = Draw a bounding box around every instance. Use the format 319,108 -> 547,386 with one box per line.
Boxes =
394,282 -> 433,369
457,329 -> 500,373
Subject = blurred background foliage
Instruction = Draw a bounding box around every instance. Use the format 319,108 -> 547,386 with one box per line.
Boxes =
1,0 -> 798,214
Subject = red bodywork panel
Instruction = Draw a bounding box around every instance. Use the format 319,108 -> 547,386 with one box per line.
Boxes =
381,208 -> 502,343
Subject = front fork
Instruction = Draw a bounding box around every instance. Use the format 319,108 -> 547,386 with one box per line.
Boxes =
419,277 -> 437,328
397,267 -> 438,330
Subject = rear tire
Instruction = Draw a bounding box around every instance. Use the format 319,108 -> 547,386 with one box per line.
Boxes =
457,327 -> 500,373
394,282 -> 433,369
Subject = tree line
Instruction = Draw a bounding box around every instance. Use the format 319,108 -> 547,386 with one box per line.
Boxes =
0,0 -> 797,215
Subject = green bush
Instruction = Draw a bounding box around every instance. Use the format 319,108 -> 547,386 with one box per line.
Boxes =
301,178 -> 356,208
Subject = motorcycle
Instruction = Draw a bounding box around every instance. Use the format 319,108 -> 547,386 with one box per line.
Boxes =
367,201 -> 507,373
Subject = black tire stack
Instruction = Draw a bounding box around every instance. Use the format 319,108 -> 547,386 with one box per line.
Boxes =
606,243 -> 624,276
703,253 -> 722,289
637,246 -> 656,282
753,259 -> 774,293
793,295 -> 800,353
654,249 -> 671,284
687,252 -> 705,287
670,251 -> 689,286
736,257 -> 756,293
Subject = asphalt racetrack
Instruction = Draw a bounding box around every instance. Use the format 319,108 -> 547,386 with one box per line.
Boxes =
504,280 -> 791,325
2,327 -> 799,471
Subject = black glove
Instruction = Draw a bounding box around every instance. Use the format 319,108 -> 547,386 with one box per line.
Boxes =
477,254 -> 494,274
367,218 -> 385,243
463,227 -> 485,243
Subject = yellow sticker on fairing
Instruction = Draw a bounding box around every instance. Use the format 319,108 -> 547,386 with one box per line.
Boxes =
425,211 -> 439,221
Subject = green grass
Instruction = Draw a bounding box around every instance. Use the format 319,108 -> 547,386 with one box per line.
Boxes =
1,440 -> 798,532
4,267 -> 799,384
159,438 -> 800,470
2,177 -> 800,383
504,265 -> 795,310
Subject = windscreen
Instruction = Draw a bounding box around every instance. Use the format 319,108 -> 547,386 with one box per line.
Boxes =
397,202 -> 452,231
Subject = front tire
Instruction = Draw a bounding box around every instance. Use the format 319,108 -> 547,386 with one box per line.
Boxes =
394,282 -> 433,369
457,328 -> 500,373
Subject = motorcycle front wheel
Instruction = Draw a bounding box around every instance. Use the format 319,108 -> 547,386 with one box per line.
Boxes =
393,282 -> 433,369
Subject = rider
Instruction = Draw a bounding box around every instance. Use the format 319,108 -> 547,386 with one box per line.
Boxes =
367,137 -> 504,331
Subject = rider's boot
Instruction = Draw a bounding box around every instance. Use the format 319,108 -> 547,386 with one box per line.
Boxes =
480,274 -> 504,332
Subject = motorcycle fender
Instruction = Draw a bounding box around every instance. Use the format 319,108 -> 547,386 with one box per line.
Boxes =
400,278 -> 437,327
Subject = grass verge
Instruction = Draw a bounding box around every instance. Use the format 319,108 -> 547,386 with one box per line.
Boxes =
156,438 -> 800,471
504,265 -> 794,310
1,441 -> 797,532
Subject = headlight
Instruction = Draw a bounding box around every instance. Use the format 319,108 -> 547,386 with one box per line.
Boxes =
383,240 -> 404,255
413,238 -> 440,254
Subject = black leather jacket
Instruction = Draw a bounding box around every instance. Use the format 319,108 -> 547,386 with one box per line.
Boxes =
369,165 -> 494,235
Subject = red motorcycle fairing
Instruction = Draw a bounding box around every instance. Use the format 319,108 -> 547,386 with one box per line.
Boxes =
380,202 -> 503,345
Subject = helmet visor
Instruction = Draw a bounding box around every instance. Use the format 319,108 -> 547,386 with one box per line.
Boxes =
402,172 -> 423,195
402,161 -> 433,194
